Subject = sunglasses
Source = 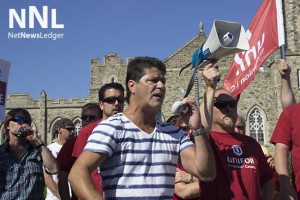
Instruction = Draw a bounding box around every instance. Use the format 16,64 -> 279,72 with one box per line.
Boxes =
62,127 -> 74,132
214,100 -> 237,110
81,115 -> 97,121
11,116 -> 30,124
102,96 -> 125,104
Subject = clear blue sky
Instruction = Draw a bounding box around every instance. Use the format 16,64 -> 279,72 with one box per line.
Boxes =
0,0 -> 261,100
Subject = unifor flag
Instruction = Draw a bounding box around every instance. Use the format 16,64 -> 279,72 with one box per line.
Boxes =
0,59 -> 11,122
223,0 -> 285,97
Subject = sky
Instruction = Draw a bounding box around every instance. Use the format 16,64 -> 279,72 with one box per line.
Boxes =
0,0 -> 262,100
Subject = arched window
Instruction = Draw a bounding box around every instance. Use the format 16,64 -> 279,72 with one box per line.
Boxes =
51,118 -> 61,141
248,107 -> 266,144
73,118 -> 82,136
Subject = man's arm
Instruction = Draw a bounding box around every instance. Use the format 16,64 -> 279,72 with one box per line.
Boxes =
44,170 -> 61,199
26,130 -> 59,174
174,169 -> 200,199
275,143 -> 298,199
69,151 -> 107,200
278,59 -> 296,109
180,63 -> 219,182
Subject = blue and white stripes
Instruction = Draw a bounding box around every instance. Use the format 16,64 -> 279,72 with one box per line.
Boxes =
84,113 -> 194,199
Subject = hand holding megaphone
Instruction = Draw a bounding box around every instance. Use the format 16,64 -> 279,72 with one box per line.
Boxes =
202,62 -> 221,89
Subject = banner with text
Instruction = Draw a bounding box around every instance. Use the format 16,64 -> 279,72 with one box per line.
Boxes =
223,0 -> 285,97
0,59 -> 11,122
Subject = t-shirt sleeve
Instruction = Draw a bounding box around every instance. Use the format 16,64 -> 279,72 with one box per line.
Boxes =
270,108 -> 292,146
84,121 -> 118,157
179,130 -> 194,153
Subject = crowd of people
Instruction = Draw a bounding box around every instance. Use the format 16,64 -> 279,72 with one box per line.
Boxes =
0,57 -> 299,200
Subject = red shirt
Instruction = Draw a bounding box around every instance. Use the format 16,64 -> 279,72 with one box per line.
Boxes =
199,131 -> 273,200
57,137 -> 77,200
72,119 -> 103,193
57,137 -> 77,173
271,103 -> 300,197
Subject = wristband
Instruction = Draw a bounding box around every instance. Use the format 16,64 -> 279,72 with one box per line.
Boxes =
191,126 -> 206,137
35,143 -> 45,149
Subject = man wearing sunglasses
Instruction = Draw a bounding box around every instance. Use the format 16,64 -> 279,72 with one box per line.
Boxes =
69,57 -> 219,199
98,82 -> 125,119
65,82 -> 125,199
198,88 -> 274,199
0,108 -> 58,200
81,103 -> 103,127
44,118 -> 75,200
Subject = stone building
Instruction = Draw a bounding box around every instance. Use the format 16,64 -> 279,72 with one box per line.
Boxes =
1,0 -> 299,151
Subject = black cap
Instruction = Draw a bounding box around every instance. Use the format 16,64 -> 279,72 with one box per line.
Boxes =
56,118 -> 74,128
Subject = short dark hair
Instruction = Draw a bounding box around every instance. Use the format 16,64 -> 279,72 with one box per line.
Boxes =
98,82 -> 125,101
4,108 -> 32,135
125,57 -> 166,102
81,102 -> 102,118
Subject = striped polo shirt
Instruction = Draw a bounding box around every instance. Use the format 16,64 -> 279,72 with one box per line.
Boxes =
84,113 -> 194,199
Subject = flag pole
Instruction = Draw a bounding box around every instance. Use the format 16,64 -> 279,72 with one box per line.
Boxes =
281,44 -> 286,59
278,0 -> 286,59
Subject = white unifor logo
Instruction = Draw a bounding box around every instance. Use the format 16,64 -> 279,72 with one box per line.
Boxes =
232,145 -> 243,156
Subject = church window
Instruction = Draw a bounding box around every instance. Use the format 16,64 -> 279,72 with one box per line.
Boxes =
249,107 -> 265,144
73,118 -> 82,136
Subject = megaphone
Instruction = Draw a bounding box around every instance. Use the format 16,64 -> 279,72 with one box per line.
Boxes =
192,20 -> 250,68
171,20 -> 249,115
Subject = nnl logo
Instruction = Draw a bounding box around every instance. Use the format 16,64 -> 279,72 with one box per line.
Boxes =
9,6 -> 64,29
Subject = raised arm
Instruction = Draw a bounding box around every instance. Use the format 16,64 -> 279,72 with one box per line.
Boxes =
199,63 -> 220,132
26,129 -> 59,174
179,63 -> 219,182
278,59 -> 296,109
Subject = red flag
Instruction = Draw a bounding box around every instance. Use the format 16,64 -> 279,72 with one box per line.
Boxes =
223,0 -> 285,97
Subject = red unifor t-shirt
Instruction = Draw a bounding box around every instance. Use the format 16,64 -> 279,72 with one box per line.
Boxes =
72,119 -> 103,193
271,103 -> 300,198
199,131 -> 273,200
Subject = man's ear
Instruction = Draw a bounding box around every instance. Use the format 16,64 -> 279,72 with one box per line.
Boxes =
128,80 -> 136,94
99,101 -> 104,110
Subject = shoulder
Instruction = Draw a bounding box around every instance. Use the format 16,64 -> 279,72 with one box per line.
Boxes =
47,142 -> 56,148
102,113 -> 127,124
0,141 -> 8,153
282,103 -> 300,115
156,120 -> 183,135
79,119 -> 102,135
98,113 -> 130,129
237,134 -> 262,149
